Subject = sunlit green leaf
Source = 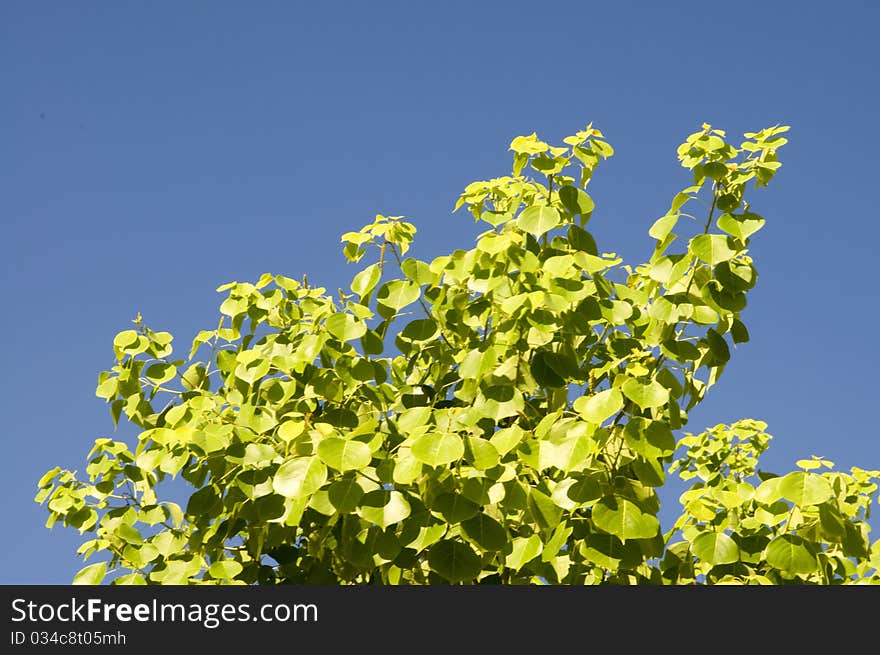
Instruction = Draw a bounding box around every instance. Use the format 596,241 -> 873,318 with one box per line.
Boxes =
357,490 -> 411,529
717,212 -> 765,241
490,425 -> 525,456
621,378 -> 669,410
411,433 -> 464,468
592,496 -> 659,540
574,388 -> 623,424
272,457 -> 327,499
377,280 -> 420,314
325,313 -> 367,342
689,234 -> 738,265
209,560 -> 243,580
765,535 -> 818,575
690,531 -> 739,565
73,561 -> 107,585
465,437 -> 500,470
778,471 -> 833,506
351,263 -> 381,298
505,534 -> 543,571
317,438 -> 372,472
517,205 -> 561,237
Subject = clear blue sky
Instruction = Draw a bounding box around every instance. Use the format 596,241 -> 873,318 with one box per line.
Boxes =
2,1 -> 878,584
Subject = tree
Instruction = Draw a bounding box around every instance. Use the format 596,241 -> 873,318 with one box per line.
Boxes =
37,122 -> 880,585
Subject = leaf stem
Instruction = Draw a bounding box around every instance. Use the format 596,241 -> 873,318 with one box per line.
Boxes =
684,182 -> 718,299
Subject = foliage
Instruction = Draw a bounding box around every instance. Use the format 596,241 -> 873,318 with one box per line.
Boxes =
37,122 -> 880,585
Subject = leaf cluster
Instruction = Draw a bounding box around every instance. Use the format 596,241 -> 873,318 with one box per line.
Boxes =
37,122 -> 880,585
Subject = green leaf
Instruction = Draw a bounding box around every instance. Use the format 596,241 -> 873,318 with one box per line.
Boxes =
272,457 -> 327,499
731,319 -> 750,344
357,490 -> 411,529
568,225 -> 598,254
624,419 -> 676,458
528,488 -> 563,530
592,495 -> 659,540
559,186 -> 594,216
164,502 -> 183,529
717,212 -> 765,241
600,299 -> 632,324
428,540 -> 481,583
186,486 -> 221,517
703,161 -> 728,180
208,560 -> 243,580
113,573 -> 147,585
277,420 -> 305,442
95,377 -> 118,400
397,406 -> 432,433
592,139 -> 614,157
705,328 -> 730,363
818,504 -> 846,541
220,296 -> 248,317
377,280 -> 420,314
566,475 -> 602,504
234,356 -> 270,385
465,437 -> 500,470
778,471 -> 833,506
432,493 -> 479,523
73,561 -> 107,585
317,438 -> 372,472
543,524 -> 573,562
37,466 -> 61,489
671,189 -> 695,212
689,234 -> 738,266
510,133 -> 549,155
690,531 -> 740,565
573,388 -> 623,424
537,424 -> 594,473
661,339 -> 701,361
530,350 -> 567,388
401,258 -> 434,285
144,362 -> 176,385
327,476 -> 365,513
461,514 -> 507,552
648,255 -> 690,286
401,318 -> 438,342
765,535 -> 818,575
476,232 -> 514,255
351,263 -> 381,298
580,533 -> 641,571
113,330 -> 139,351
242,443 -> 277,467
411,433 -> 464,467
621,378 -> 669,410
518,205 -> 561,237
360,328 -> 384,355
648,297 -> 677,323
490,425 -> 525,456
632,458 -> 665,487
649,214 -> 678,241
754,477 -> 784,504
505,534 -> 543,571
325,313 -> 367,342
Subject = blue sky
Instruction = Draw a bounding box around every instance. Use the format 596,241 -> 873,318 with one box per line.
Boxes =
2,1 -> 878,584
